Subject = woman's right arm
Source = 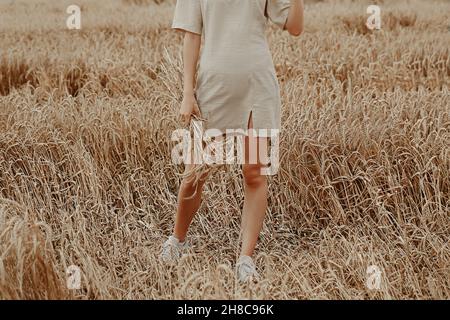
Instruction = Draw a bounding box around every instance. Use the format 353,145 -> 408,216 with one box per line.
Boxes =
285,0 -> 304,36
179,31 -> 202,125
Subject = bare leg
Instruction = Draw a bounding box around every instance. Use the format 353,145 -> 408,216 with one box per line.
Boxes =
173,164 -> 209,242
240,114 -> 269,257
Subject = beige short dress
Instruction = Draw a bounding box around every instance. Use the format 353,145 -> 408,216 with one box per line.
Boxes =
172,0 -> 290,137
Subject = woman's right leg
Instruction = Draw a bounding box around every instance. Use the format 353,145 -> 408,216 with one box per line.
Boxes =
173,164 -> 209,242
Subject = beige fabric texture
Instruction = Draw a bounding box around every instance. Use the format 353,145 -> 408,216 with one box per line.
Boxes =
172,0 -> 290,137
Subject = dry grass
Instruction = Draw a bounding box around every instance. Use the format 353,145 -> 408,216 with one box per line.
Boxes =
0,0 -> 449,299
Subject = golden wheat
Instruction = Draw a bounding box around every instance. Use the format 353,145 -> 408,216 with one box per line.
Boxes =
0,0 -> 449,299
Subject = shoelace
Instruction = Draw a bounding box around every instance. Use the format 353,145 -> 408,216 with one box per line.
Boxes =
162,238 -> 188,258
237,260 -> 259,280
240,262 -> 255,274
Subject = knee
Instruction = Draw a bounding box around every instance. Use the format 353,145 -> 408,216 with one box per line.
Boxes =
242,164 -> 267,188
181,170 -> 208,193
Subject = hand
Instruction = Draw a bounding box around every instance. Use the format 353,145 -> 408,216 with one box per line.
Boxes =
179,92 -> 202,126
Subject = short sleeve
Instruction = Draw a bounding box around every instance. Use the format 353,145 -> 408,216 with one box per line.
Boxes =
172,0 -> 203,35
265,0 -> 291,30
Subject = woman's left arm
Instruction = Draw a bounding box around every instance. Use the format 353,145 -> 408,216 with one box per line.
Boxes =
285,0 -> 304,36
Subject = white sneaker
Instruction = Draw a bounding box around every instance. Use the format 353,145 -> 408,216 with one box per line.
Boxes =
236,255 -> 260,283
160,235 -> 189,264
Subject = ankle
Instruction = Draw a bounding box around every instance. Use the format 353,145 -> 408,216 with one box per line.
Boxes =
172,234 -> 186,243
240,249 -> 254,257
238,255 -> 254,264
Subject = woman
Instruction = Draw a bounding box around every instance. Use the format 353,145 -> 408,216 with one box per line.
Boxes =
162,0 -> 304,282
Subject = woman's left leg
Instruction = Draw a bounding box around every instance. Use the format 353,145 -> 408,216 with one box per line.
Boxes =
240,162 -> 268,257
240,113 -> 269,257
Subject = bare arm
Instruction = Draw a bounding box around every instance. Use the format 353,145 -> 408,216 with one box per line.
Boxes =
179,31 -> 202,125
285,0 -> 304,36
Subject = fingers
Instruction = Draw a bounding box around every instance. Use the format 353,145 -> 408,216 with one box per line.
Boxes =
179,113 -> 191,126
179,96 -> 203,126
193,103 -> 207,121
191,109 -> 199,117
193,102 -> 201,114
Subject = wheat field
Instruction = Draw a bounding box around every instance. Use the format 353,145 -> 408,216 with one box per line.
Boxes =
0,0 -> 449,300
